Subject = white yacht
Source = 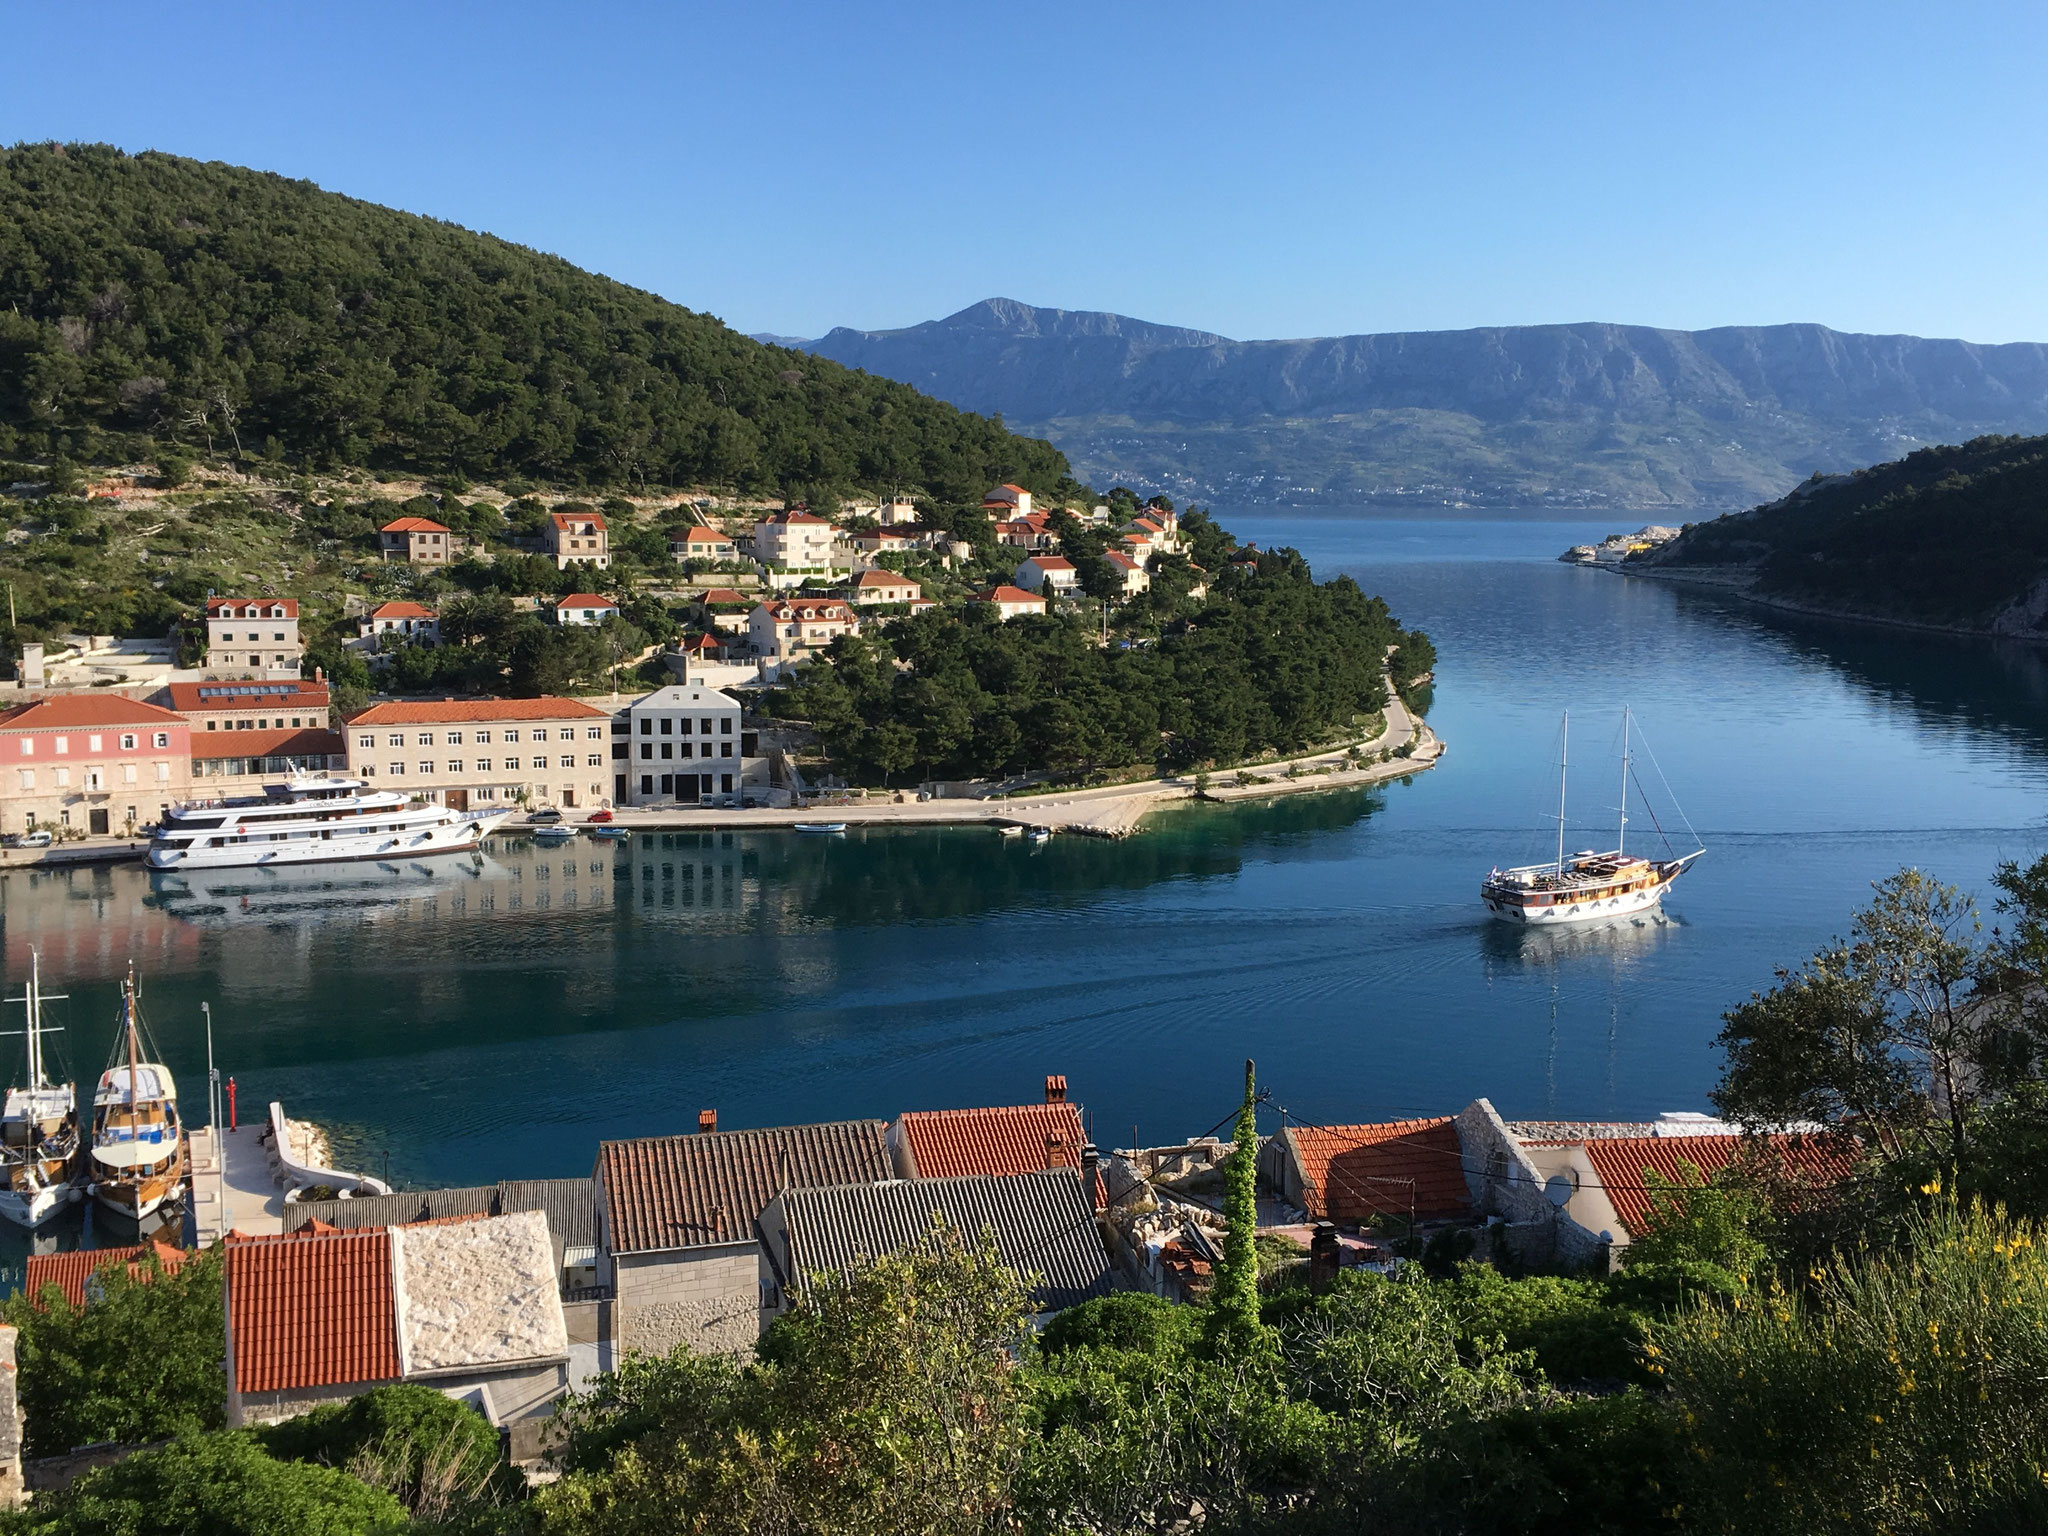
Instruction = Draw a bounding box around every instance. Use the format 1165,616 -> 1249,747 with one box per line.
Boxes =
147,774 -> 510,870
0,951 -> 82,1229
1482,709 -> 1704,925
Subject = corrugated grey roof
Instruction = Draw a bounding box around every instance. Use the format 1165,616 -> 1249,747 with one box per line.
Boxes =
292,1179 -> 595,1255
772,1167 -> 1117,1312
599,1119 -> 892,1255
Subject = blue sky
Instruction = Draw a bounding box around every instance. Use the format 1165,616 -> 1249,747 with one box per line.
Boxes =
4,2 -> 2043,344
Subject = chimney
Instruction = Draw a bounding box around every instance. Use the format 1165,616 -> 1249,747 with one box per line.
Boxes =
1309,1222 -> 1341,1293
697,1108 -> 718,1135
1080,1143 -> 1100,1211
1044,1074 -> 1067,1105
1045,1133 -> 1072,1170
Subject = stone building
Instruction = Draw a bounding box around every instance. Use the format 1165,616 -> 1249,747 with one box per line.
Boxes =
344,696 -> 614,811
593,1115 -> 892,1357
0,694 -> 192,836
203,597 -> 302,676
616,683 -> 764,807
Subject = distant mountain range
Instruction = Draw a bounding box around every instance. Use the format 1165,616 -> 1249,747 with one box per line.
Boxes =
761,299 -> 2048,511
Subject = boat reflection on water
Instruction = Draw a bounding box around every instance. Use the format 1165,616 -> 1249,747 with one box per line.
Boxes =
144,849 -> 506,927
1478,907 -> 1685,970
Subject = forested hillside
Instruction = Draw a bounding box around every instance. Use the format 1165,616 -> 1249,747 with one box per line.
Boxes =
1649,433 -> 2048,632
0,144 -> 1076,505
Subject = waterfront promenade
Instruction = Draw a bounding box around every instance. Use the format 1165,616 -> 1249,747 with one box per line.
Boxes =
188,1123 -> 286,1244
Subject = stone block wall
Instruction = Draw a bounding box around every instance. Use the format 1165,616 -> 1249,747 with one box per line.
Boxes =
1454,1098 -> 1612,1273
616,1245 -> 760,1357
0,1326 -> 20,1509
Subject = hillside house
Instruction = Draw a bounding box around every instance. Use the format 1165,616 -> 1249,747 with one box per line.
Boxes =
379,517 -> 455,565
356,601 -> 440,649
1103,549 -> 1150,596
1259,1117 -> 1475,1225
555,593 -> 620,627
971,586 -> 1047,621
670,526 -> 738,562
751,510 -> 840,586
748,598 -> 857,677
849,569 -> 924,606
543,513 -> 610,570
204,598 -> 302,677
1015,554 -> 1079,595
982,484 -> 1034,518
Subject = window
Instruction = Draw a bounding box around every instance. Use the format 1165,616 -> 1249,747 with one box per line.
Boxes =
420,762 -> 435,775
416,733 -> 434,747
639,718 -> 651,736
586,726 -> 604,740
659,743 -> 672,761
53,738 -> 67,756
700,718 -> 714,736
559,727 -> 573,741
447,731 -> 463,745
658,717 -> 672,736
476,730 -> 493,744
358,735 -> 375,748
390,764 -> 405,777
388,734 -> 403,748
720,742 -> 732,758
16,770 -> 30,790
16,740 -> 27,757
586,754 -> 602,767
207,720 -> 219,731
154,732 -> 170,748
530,729 -> 545,742
476,758 -> 492,772
119,733 -> 137,750
155,762 -> 169,783
273,632 -> 285,641
720,718 -> 733,735
122,763 -> 137,784
639,744 -> 652,761
640,775 -> 653,796
53,768 -> 68,788
448,760 -> 464,773
560,755 -> 573,769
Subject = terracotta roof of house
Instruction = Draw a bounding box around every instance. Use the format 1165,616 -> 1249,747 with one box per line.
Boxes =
368,602 -> 436,621
192,726 -> 343,761
769,1168 -> 1116,1311
898,1101 -> 1087,1180
756,600 -> 854,622
347,696 -> 610,726
227,1227 -> 400,1395
1283,1118 -> 1472,1222
975,586 -> 1046,606
1580,1134 -> 1859,1240
162,680 -> 328,713
204,597 -> 303,618
0,695 -> 187,731
379,517 -> 448,534
598,1118 -> 892,1255
557,594 -> 617,609
24,1241 -> 187,1309
759,510 -> 827,525
678,633 -> 721,653
1104,551 -> 1140,570
1022,555 -> 1075,571
549,512 -> 608,532
677,526 -> 732,543
853,569 -> 919,590
701,588 -> 749,606
984,484 -> 1028,501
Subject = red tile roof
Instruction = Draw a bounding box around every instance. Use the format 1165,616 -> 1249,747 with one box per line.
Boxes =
1581,1134 -> 1859,1240
700,588 -> 749,606
759,510 -> 827,525
1104,551 -> 1141,570
379,517 -> 448,534
346,696 -> 610,725
1284,1118 -> 1472,1222
24,1241 -> 187,1309
757,599 -> 855,623
853,569 -> 919,589
205,597 -> 302,618
598,1119 -> 892,1255
0,695 -> 187,731
227,1227 -> 399,1395
1021,555 -> 1075,571
975,586 -> 1046,606
367,602 -> 436,621
549,512 -> 608,532
191,727 -> 344,762
898,1102 -> 1087,1180
678,526 -> 732,543
161,680 -> 329,713
557,593 -> 617,609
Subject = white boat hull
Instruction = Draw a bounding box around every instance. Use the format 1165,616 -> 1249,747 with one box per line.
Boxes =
0,1180 -> 75,1229
149,807 -> 508,870
1485,878 -> 1670,925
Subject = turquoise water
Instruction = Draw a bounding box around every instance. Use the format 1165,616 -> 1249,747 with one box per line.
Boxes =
5,513 -> 2047,1242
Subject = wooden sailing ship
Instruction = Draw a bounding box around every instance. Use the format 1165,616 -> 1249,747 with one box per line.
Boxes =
89,968 -> 185,1222
0,950 -> 82,1228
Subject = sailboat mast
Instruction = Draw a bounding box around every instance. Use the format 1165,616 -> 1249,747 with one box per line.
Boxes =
25,950 -> 41,1092
1618,707 -> 1630,856
124,969 -> 138,1113
1557,711 -> 1570,873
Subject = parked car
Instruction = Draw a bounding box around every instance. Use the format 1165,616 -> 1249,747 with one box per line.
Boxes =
7,830 -> 53,849
584,809 -> 614,823
528,808 -> 563,824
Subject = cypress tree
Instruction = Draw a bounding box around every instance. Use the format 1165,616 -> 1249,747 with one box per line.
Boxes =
1213,1057 -> 1262,1336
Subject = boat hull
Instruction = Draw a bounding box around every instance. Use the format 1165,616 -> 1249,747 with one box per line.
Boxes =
148,809 -> 507,870
1484,876 -> 1671,925
0,1176 -> 76,1229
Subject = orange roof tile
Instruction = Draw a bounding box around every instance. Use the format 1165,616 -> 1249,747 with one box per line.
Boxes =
557,593 -> 617,609
899,1102 -> 1087,1180
379,517 -> 448,534
1021,555 -> 1075,571
1104,551 -> 1140,570
975,586 -> 1046,606
678,526 -> 732,543
853,569 -> 918,589
700,588 -> 748,606
0,695 -> 187,731
549,512 -> 608,532
227,1227 -> 399,1395
191,727 -> 343,761
1284,1119 -> 1472,1222
1580,1134 -> 1858,1239
367,602 -> 436,621
162,679 -> 329,713
346,696 -> 610,726
23,1241 -> 187,1309
204,597 -> 302,618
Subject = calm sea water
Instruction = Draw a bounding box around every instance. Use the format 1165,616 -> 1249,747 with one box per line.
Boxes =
7,512 -> 2048,1254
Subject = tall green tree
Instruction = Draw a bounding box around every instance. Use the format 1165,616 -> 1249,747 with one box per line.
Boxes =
1213,1058 -> 1263,1341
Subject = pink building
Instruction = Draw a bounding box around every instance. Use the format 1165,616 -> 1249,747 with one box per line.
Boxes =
0,695 -> 193,836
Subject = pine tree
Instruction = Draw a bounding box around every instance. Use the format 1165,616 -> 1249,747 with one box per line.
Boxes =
1213,1057 -> 1262,1337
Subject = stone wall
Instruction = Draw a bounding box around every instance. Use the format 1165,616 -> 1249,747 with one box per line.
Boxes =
1454,1098 -> 1612,1272
392,1211 -> 569,1375
616,1245 -> 760,1357
0,1326 -> 20,1509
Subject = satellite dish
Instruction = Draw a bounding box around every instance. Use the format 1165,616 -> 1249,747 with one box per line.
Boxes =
1543,1173 -> 1574,1209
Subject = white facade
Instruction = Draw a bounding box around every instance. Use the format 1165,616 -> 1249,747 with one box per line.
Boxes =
619,685 -> 766,806
747,600 -> 857,673
750,512 -> 838,575
356,603 -> 440,649
205,600 -> 302,676
1015,556 -> 1079,594
556,596 -> 619,627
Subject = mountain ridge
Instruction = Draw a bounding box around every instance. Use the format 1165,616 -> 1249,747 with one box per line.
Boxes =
797,299 -> 2048,509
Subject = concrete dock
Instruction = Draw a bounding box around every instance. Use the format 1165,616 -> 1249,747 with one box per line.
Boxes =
188,1122 -> 287,1245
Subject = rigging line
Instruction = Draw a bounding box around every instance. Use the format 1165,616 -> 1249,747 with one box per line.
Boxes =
1632,726 -> 1703,849
1628,761 -> 1677,858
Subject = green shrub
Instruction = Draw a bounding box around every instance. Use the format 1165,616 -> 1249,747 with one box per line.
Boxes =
1038,1292 -> 1198,1358
1445,1265 -> 1649,1385
254,1383 -> 508,1516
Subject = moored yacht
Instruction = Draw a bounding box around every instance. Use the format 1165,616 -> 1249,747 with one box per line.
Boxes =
0,951 -> 82,1229
1482,709 -> 1704,925
91,969 -> 185,1223
147,773 -> 509,870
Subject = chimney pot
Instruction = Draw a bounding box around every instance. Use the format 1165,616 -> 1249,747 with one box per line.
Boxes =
1044,1132 -> 1071,1170
697,1108 -> 717,1135
1309,1221 -> 1341,1293
1080,1143 -> 1100,1211
1044,1074 -> 1067,1105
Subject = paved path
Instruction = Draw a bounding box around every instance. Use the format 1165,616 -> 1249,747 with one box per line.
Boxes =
189,1122 -> 286,1244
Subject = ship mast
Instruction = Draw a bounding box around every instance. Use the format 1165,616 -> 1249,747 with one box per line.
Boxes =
25,950 -> 41,1092
1556,710 -> 1569,873
1618,706 -> 1630,857
124,967 -> 138,1115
